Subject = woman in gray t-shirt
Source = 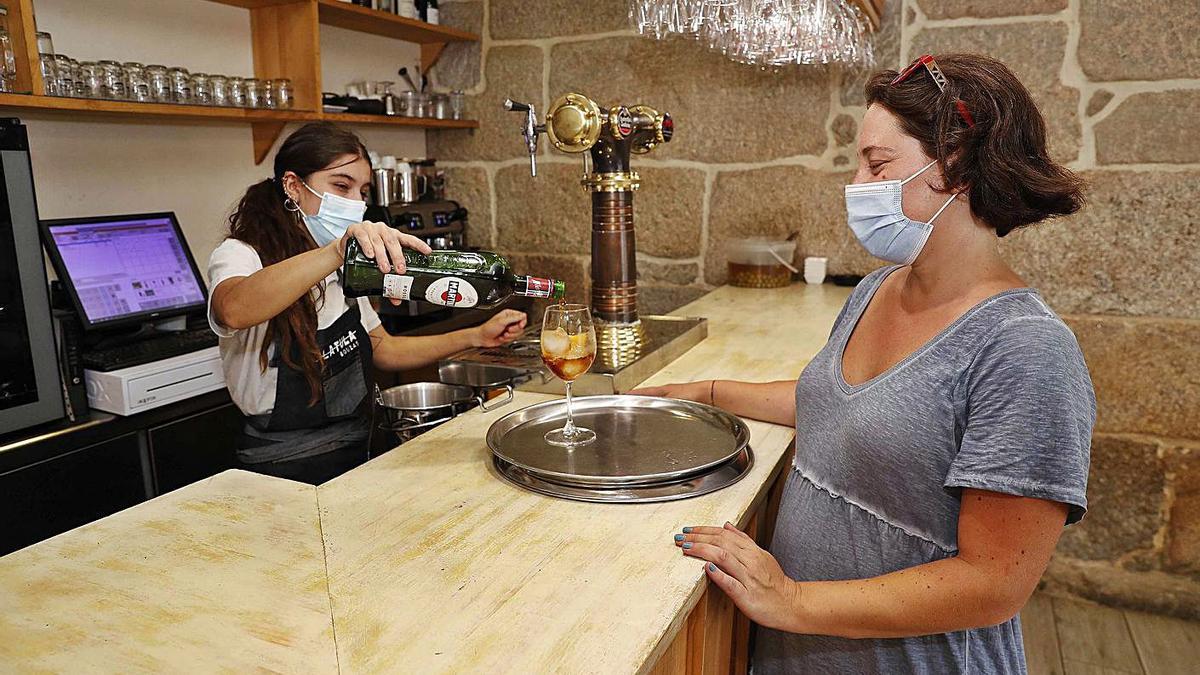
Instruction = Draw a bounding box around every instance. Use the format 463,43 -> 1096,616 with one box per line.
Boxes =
635,54 -> 1096,673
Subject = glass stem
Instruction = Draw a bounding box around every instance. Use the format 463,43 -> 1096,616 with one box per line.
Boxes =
563,380 -> 577,437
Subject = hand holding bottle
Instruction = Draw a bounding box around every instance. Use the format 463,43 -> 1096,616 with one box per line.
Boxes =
336,220 -> 431,275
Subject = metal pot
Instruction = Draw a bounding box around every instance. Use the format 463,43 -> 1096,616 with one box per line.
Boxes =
437,362 -> 532,411
374,382 -> 478,441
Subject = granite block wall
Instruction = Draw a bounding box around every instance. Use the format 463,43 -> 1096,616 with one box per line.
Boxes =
429,0 -> 1200,618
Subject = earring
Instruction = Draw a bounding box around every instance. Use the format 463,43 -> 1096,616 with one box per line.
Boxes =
283,197 -> 301,212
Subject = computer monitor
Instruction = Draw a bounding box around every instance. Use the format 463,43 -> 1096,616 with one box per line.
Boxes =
40,212 -> 208,330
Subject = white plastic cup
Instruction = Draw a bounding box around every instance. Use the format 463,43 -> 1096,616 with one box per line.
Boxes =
803,256 -> 828,285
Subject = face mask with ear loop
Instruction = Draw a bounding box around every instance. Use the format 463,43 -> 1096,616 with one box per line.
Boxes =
285,179 -> 368,248
843,160 -> 960,266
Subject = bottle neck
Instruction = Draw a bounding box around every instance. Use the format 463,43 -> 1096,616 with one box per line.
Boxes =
517,275 -> 565,300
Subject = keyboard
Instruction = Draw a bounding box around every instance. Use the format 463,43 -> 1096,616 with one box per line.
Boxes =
82,328 -> 219,372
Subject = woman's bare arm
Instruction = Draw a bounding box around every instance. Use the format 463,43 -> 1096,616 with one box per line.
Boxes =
631,380 -> 797,426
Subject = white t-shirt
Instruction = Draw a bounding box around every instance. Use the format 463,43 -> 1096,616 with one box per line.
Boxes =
206,238 -> 381,417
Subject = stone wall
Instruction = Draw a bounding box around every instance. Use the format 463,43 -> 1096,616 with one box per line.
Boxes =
429,0 -> 1200,618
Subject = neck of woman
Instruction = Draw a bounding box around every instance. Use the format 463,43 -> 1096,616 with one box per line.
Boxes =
903,206 -> 1025,307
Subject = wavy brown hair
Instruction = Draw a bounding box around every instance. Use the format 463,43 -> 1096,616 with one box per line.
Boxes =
866,53 -> 1085,236
226,122 -> 369,406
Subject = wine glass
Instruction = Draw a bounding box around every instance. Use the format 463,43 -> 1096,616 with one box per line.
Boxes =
541,304 -> 597,446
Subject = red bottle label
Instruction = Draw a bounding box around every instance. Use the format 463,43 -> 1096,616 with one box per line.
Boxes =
525,277 -> 554,298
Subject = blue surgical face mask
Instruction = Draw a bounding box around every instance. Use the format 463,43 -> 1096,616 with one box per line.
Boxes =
844,160 -> 958,265
299,180 -> 367,247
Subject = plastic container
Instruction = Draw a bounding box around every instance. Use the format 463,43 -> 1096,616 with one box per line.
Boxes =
727,237 -> 797,288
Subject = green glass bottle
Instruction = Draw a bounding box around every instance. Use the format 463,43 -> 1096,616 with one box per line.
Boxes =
341,239 -> 566,309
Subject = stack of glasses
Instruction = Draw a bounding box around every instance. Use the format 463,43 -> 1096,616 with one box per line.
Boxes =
35,31 -> 294,109
628,0 -> 875,68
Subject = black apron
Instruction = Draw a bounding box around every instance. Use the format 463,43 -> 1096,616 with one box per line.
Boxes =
238,304 -> 374,470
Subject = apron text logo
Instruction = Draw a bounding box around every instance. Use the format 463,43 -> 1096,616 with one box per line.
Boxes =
323,330 -> 360,361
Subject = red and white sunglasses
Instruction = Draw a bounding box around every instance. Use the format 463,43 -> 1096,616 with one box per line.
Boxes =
891,54 -> 976,128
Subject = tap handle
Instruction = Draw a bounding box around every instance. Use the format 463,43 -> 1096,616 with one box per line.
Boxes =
504,98 -> 540,177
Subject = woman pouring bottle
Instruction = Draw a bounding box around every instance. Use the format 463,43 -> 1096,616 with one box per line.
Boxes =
208,122 -> 526,484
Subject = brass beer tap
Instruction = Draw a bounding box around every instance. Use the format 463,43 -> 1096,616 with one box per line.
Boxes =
504,93 -> 674,352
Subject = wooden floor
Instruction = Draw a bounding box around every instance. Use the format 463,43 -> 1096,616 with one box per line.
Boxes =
1022,593 -> 1200,675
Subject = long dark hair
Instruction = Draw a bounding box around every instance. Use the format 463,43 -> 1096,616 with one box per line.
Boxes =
227,122 -> 369,406
865,53 -> 1085,237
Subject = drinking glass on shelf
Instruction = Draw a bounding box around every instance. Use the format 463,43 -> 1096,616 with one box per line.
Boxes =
70,59 -> 86,97
99,60 -> 126,100
54,54 -> 73,97
123,62 -> 150,102
38,53 -> 57,96
190,72 -> 211,105
0,27 -> 15,93
448,90 -> 465,120
35,31 -> 53,56
208,75 -> 228,106
227,76 -> 246,107
78,61 -> 103,98
168,67 -> 190,104
244,77 -> 264,108
540,304 -> 597,447
273,78 -> 294,109
146,65 -> 169,102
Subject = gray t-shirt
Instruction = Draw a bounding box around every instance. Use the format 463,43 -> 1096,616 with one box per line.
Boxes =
754,266 -> 1096,674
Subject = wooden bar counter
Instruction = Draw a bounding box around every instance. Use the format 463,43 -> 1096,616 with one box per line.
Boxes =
0,282 -> 852,673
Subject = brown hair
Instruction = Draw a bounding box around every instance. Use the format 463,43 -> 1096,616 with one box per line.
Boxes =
226,122 -> 370,405
865,53 -> 1084,236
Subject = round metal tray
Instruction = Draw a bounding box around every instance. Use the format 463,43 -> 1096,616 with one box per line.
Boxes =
486,395 -> 751,488
493,448 -> 754,503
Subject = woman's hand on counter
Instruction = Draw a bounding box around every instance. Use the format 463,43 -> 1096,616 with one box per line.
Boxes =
335,221 -> 432,274
675,523 -> 803,632
472,310 -> 528,348
630,381 -> 714,404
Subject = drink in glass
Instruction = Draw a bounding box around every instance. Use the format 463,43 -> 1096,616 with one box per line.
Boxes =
541,304 -> 597,446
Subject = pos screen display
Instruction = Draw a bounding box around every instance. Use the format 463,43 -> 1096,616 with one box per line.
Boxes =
41,212 -> 208,329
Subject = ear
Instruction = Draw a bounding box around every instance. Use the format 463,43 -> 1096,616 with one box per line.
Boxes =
280,171 -> 303,202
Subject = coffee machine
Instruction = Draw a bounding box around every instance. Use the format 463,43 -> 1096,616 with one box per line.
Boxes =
437,93 -> 707,394
372,157 -> 468,251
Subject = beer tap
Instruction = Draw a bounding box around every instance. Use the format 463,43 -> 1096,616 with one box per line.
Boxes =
504,98 -> 544,177
503,92 -> 674,343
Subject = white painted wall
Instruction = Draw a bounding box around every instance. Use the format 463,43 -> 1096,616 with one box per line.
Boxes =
20,0 -> 425,282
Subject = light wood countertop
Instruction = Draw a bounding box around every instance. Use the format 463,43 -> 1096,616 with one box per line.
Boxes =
0,282 -> 852,673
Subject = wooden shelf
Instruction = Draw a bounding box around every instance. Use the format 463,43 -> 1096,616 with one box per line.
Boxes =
206,0 -> 305,8
0,93 -> 479,128
0,93 -> 321,123
322,111 -> 478,129
314,0 -> 479,43
0,1 -> 482,163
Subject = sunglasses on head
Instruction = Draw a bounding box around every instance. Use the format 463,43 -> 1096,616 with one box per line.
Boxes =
891,54 -> 976,128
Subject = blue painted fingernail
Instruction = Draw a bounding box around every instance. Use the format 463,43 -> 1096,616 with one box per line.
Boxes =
682,542 -> 693,549
683,527 -> 693,534
708,563 -> 717,572
673,534 -> 684,542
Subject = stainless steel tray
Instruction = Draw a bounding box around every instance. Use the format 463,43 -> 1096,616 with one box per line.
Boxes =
493,448 -> 753,503
486,395 -> 751,488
